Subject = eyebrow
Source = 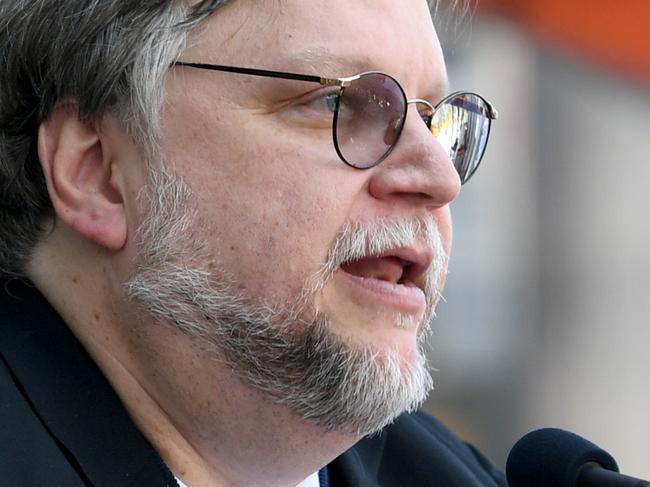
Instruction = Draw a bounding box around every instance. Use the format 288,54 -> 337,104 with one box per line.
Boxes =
277,48 -> 373,76
177,48 -> 450,102
273,48 -> 450,101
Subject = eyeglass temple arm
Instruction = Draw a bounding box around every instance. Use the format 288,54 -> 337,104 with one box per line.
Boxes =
173,62 -> 358,88
172,62 -> 496,117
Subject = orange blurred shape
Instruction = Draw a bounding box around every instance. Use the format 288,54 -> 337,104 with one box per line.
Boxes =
468,0 -> 650,85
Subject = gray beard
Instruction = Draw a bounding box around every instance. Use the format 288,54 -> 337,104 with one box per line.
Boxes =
125,166 -> 445,436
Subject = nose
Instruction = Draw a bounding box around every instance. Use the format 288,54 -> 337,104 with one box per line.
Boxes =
367,106 -> 461,208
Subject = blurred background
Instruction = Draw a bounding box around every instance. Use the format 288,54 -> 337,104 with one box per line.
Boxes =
423,0 -> 650,479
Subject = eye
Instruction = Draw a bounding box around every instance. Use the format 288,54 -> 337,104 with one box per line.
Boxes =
301,90 -> 339,114
324,92 -> 339,112
419,109 -> 434,128
285,89 -> 340,128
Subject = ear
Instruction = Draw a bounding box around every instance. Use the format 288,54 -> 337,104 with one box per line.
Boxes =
38,102 -> 127,250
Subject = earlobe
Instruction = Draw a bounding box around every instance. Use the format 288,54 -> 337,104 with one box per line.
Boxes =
38,102 -> 127,250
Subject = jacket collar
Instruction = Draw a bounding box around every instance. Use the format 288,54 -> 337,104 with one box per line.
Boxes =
0,278 -> 175,486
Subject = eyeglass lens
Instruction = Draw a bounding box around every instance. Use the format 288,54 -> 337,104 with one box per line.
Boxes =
334,73 -> 406,169
333,73 -> 492,184
430,93 -> 491,184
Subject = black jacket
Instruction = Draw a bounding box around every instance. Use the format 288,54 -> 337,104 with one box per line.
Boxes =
0,278 -> 507,486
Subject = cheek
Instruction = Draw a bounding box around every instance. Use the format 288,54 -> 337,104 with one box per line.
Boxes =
165,118 -> 357,304
199,181 -> 343,303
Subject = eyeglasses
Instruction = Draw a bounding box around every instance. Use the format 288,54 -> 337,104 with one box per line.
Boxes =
173,62 -> 498,184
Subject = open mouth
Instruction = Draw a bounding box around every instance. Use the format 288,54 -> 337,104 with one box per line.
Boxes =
340,247 -> 432,287
337,247 -> 433,314
341,256 -> 416,287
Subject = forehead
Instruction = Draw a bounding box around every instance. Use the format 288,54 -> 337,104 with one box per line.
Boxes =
184,0 -> 446,90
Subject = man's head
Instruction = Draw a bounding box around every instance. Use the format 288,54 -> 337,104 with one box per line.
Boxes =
0,0 -> 492,439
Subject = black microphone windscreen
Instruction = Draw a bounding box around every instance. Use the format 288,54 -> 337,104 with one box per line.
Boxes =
506,428 -> 619,487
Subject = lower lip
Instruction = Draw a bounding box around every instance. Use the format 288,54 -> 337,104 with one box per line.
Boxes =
338,270 -> 427,315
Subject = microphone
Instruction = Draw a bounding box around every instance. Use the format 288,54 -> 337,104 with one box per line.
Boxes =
506,428 -> 650,486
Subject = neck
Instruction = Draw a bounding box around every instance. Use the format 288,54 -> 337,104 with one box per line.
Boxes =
28,227 -> 358,487
92,321 -> 356,487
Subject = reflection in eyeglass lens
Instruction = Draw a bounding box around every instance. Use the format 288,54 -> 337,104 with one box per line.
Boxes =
431,95 -> 490,183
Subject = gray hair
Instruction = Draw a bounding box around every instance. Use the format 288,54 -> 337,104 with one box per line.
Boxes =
0,0 -> 230,276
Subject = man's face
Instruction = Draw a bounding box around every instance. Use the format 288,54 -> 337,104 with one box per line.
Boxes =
161,0 -> 457,347
128,0 -> 460,434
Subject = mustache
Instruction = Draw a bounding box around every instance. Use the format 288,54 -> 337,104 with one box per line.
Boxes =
304,214 -> 447,306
